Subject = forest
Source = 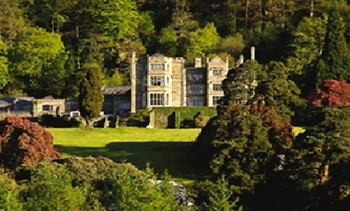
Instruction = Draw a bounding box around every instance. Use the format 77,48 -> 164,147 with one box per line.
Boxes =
0,0 -> 349,99
1,0 -> 350,210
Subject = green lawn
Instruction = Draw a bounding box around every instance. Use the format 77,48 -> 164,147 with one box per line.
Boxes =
49,127 -> 210,181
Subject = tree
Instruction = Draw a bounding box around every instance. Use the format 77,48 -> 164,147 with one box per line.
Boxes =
204,175 -> 242,211
186,23 -> 220,63
158,26 -> 178,57
315,7 -> 350,85
23,161 -> 86,211
0,37 -> 9,90
0,116 -> 61,170
9,26 -> 67,97
256,61 -> 304,120
285,106 -> 350,210
0,0 -> 25,47
78,63 -> 104,127
308,79 -> 350,107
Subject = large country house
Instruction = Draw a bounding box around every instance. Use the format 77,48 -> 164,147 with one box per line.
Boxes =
130,47 -> 256,113
0,47 -> 256,118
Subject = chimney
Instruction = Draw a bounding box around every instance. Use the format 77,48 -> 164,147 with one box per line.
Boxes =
195,57 -> 202,68
236,54 -> 244,67
250,46 -> 255,61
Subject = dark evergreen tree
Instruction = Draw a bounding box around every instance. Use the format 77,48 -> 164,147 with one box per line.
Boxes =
256,61 -> 304,120
284,106 -> 350,210
78,62 -> 104,127
195,60 -> 295,208
315,7 -> 350,85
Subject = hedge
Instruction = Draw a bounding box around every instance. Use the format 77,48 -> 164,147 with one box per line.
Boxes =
151,107 -> 217,128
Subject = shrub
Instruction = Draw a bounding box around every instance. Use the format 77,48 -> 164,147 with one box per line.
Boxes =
21,161 -> 87,211
0,174 -> 22,211
0,116 -> 61,170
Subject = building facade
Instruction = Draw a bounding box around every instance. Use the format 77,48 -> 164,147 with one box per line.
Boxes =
130,52 -> 229,113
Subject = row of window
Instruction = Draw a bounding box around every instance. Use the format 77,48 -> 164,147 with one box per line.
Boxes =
149,93 -> 169,106
187,96 -> 222,106
150,64 -> 165,71
148,93 -> 221,107
150,76 -> 170,86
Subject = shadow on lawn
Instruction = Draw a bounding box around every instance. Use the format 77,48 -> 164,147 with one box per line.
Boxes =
55,141 -> 211,180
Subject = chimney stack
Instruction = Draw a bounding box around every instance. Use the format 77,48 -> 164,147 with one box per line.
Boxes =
250,46 -> 255,61
195,57 -> 202,68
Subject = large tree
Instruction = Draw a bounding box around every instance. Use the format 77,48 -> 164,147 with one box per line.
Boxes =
8,27 -> 67,97
315,7 -> 350,85
78,62 -> 104,127
195,60 -> 295,208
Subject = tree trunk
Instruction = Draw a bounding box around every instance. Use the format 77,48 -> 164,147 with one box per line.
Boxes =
320,163 -> 329,184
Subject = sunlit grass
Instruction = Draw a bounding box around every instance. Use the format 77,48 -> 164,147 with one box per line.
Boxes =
48,127 -> 208,181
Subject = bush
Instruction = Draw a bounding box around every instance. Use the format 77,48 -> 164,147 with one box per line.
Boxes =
21,161 -> 87,211
0,174 -> 22,211
38,114 -> 81,128
152,107 -> 216,128
0,116 -> 61,170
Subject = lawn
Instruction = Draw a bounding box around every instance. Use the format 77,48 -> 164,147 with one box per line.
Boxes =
49,127 -> 210,182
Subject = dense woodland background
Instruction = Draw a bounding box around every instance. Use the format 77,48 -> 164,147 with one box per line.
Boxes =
0,0 -> 349,99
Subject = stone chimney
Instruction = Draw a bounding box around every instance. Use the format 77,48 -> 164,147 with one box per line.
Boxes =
250,46 -> 255,61
195,57 -> 202,68
236,54 -> 244,67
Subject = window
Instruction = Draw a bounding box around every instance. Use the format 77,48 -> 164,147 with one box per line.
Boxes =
188,97 -> 205,106
212,68 -> 223,76
150,76 -> 165,86
213,84 -> 222,91
150,64 -> 165,71
212,96 -> 222,106
42,104 -> 53,111
188,84 -> 205,95
189,73 -> 204,81
150,93 -> 165,106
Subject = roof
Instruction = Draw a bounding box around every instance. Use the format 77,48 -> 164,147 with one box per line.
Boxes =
102,86 -> 131,95
151,53 -> 165,57
0,100 -> 11,108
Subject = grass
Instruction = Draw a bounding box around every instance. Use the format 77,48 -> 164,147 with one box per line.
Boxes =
49,127 -> 210,182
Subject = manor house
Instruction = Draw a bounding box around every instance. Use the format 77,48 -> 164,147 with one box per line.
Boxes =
131,47 -> 256,113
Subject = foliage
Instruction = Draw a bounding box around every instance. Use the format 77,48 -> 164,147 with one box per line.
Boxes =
0,174 -> 22,211
78,62 -> 104,126
0,116 -> 60,170
151,107 -> 217,128
284,107 -> 350,209
186,23 -> 220,62
103,166 -> 179,210
21,161 -> 86,211
216,33 -> 245,57
308,79 -> 350,107
9,26 -> 67,97
204,175 -> 242,211
0,37 -> 9,90
257,61 -> 304,119
159,26 -> 178,57
315,7 -> 350,85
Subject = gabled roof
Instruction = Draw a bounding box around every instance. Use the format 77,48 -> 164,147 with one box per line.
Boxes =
102,86 -> 131,95
151,53 -> 165,57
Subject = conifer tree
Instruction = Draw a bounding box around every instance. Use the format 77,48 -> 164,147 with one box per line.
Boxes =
78,62 -> 104,127
315,7 -> 350,85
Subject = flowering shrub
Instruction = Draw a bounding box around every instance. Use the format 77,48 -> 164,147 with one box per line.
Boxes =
308,79 -> 350,107
0,116 -> 60,169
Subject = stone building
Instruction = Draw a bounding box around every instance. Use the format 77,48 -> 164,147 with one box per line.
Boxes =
130,52 -> 230,113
